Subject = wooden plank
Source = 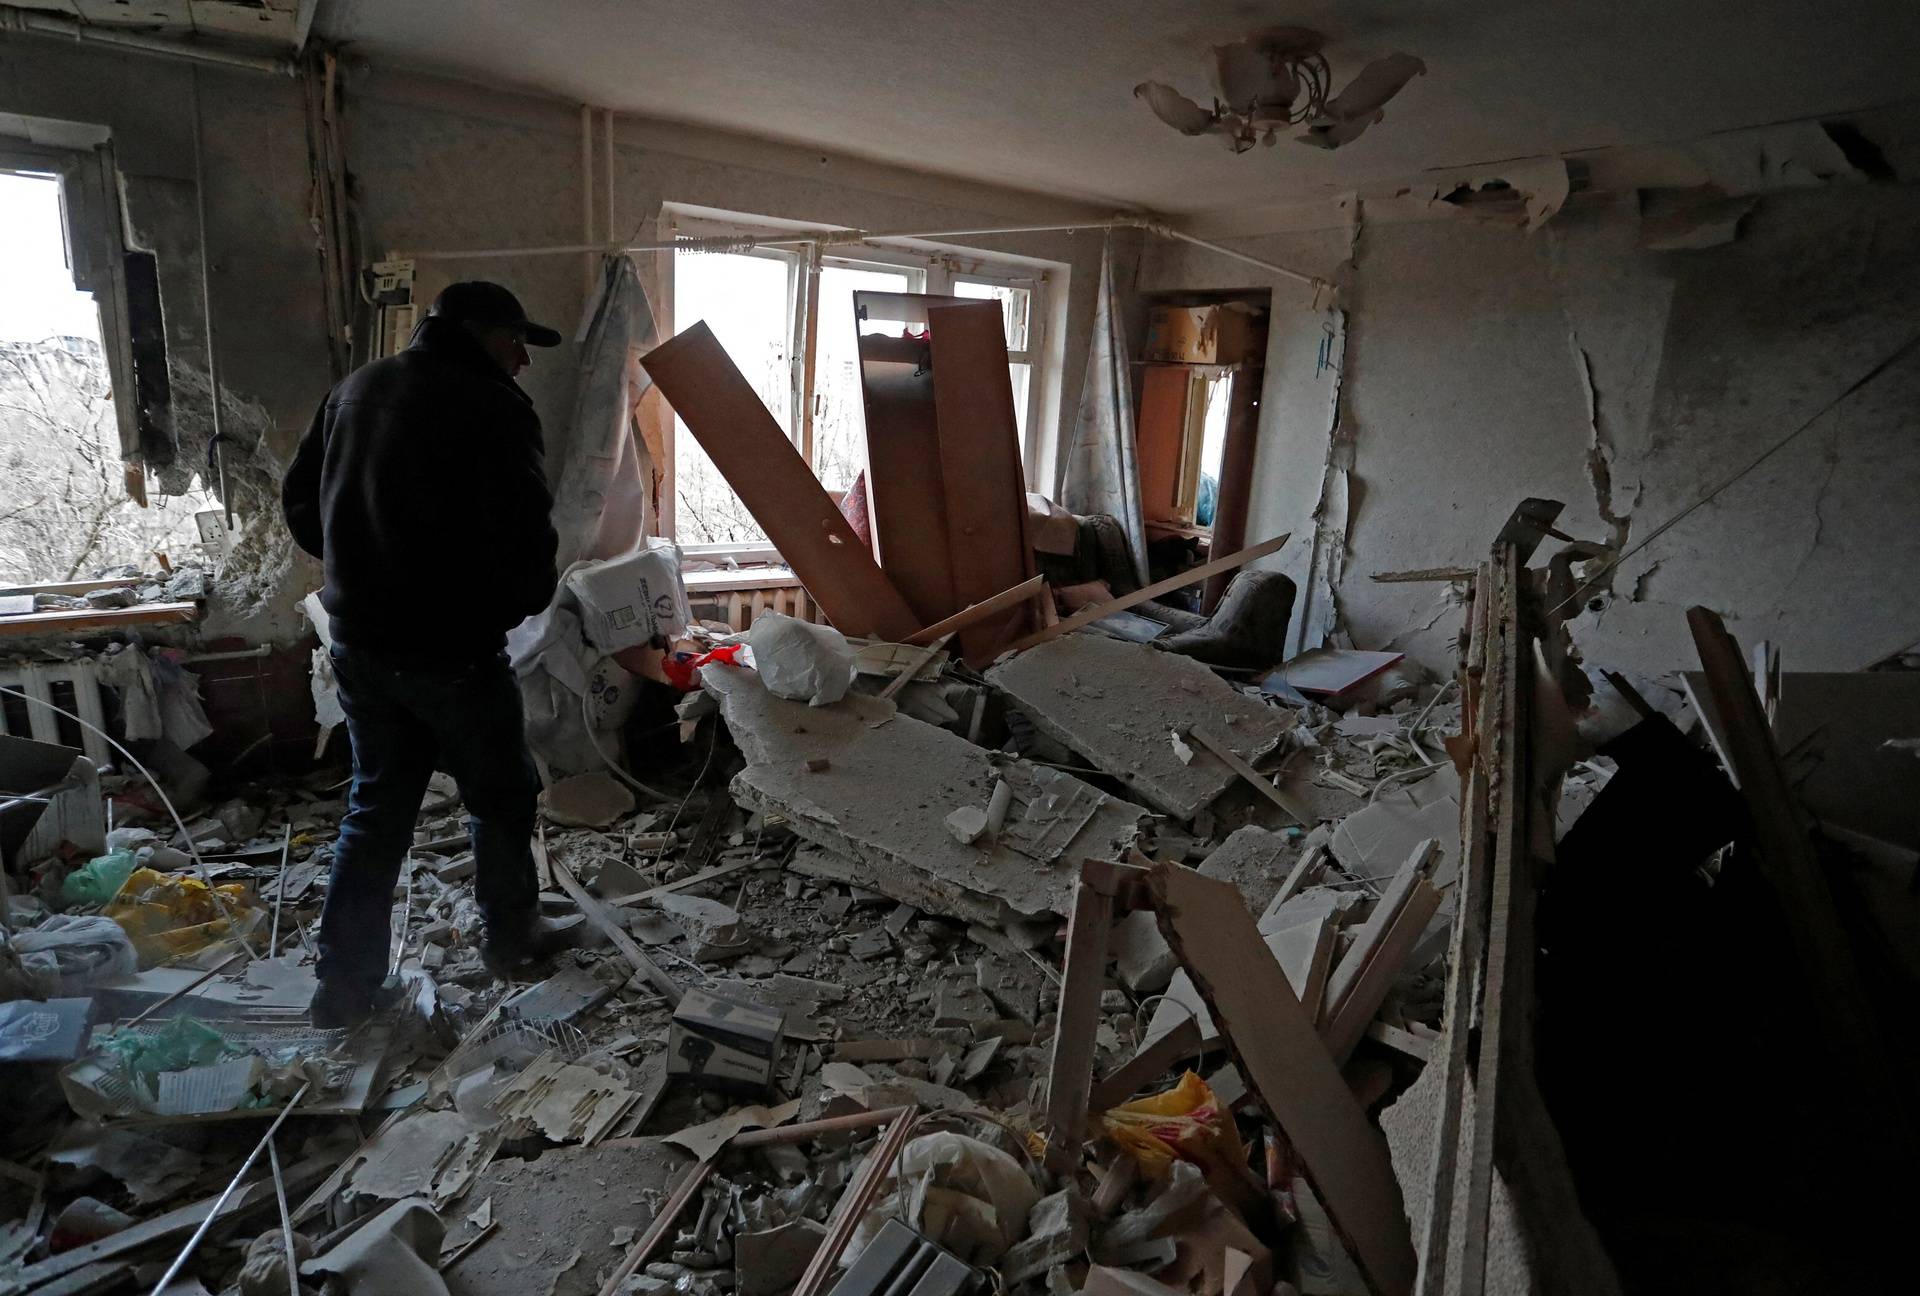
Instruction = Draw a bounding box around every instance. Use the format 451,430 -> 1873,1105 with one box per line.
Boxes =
1457,547 -> 1523,1296
1413,573 -> 1491,1296
12,1152 -> 338,1287
1152,862 -> 1416,1296
1187,723 -> 1313,826
1687,608 -> 1910,1144
1087,1015 -> 1205,1113
640,322 -> 920,641
0,577 -> 141,597
1271,844 -> 1325,913
1323,878 -> 1443,1065
905,574 -> 1047,646
1041,871 -> 1114,1167
1324,840 -> 1440,1019
790,1105 -> 919,1296
1006,533 -> 1291,654
604,858 -> 753,909
875,632 -> 952,702
928,300 -> 1039,662
0,602 -> 199,638
854,304 -> 955,627
542,832 -> 682,1006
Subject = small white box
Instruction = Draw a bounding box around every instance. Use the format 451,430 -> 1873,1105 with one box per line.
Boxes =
566,541 -> 691,653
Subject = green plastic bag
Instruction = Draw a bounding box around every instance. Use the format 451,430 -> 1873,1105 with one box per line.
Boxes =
63,850 -> 136,906
103,1015 -> 241,1081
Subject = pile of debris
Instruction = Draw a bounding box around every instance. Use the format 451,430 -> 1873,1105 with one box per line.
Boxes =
3,303 -> 1910,1295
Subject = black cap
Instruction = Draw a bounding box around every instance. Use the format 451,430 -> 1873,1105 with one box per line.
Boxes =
428,281 -> 562,347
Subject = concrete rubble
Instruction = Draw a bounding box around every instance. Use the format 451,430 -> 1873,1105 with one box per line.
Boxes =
5,506 -> 1904,1296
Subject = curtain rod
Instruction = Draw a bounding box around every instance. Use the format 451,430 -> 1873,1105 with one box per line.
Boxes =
387,215 -> 1331,293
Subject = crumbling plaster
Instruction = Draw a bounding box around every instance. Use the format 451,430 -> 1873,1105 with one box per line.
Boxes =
1,37 -> 1107,645
1140,181 -> 1920,679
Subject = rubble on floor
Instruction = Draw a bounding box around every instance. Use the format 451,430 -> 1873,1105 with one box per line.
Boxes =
5,509 -> 1903,1296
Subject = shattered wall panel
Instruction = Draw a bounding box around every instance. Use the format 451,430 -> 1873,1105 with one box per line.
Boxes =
1326,184 -> 1920,675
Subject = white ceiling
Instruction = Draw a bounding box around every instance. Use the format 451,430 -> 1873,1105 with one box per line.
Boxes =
318,0 -> 1920,214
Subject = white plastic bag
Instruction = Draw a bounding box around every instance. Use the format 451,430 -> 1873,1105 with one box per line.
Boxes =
748,614 -> 855,707
842,1132 -> 1041,1267
12,915 -> 138,997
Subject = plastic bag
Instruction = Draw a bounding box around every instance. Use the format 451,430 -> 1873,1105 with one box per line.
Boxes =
748,614 -> 855,707
10,914 -> 139,996
843,1131 -> 1041,1267
1100,1070 -> 1246,1178
62,850 -> 137,906
103,868 -> 262,969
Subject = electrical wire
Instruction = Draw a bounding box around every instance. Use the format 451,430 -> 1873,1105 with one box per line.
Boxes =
580,690 -> 677,802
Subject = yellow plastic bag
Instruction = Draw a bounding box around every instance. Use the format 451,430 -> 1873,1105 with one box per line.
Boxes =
103,867 -> 262,968
1100,1070 -> 1246,1178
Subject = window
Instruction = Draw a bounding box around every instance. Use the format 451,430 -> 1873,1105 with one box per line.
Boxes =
811,257 -> 919,491
664,216 -> 1056,548
670,250 -> 796,544
0,168 -> 212,582
952,273 -> 1039,445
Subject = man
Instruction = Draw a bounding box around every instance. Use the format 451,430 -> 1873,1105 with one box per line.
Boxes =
284,281 -> 574,1028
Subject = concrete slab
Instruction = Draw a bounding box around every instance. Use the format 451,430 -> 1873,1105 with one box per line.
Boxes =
987,634 -> 1292,820
1197,825 -> 1301,915
705,664 -> 1143,923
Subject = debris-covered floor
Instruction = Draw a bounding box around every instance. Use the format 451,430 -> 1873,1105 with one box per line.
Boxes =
1,592 -> 1491,1296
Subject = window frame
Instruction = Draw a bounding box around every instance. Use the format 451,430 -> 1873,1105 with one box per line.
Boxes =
663,214 -> 1055,555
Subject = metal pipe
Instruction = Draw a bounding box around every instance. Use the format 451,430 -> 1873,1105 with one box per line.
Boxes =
1153,223 -> 1330,291
0,6 -> 297,76
603,106 -> 616,249
189,68 -> 232,530
581,104 -> 595,296
148,1082 -> 313,1295
387,213 -> 1331,294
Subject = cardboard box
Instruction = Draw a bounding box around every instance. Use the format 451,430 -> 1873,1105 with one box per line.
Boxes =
566,540 -> 691,653
1143,304 -> 1263,366
667,987 -> 783,1093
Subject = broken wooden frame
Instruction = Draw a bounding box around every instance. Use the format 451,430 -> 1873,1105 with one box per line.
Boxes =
593,1104 -> 917,1296
1044,856 -> 1417,1296
1006,532 -> 1291,654
1412,543 -> 1618,1296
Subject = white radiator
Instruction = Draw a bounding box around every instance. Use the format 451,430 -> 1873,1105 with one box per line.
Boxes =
0,659 -> 112,768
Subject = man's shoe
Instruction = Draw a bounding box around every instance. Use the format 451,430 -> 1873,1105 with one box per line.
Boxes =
309,978 -> 377,1030
480,913 -> 585,980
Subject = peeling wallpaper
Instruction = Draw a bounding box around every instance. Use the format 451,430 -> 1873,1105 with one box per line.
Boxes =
1144,186 -> 1920,680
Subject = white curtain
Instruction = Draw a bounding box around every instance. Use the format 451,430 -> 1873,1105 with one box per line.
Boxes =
1059,234 -> 1149,585
510,256 -> 663,778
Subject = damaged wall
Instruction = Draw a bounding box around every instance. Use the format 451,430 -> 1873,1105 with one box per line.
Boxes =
0,38 -> 1106,647
1339,183 -> 1920,676
1141,175 -> 1920,678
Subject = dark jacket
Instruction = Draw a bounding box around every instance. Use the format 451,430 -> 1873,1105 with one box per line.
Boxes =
283,317 -> 560,658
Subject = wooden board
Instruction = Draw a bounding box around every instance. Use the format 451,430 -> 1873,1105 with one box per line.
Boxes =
853,300 -> 954,627
1005,532 -> 1291,654
905,573 -> 1047,646
927,300 -> 1037,661
1041,875 -> 1114,1166
543,835 -> 682,1006
1686,609 -> 1911,1148
640,322 -> 919,641
1152,862 -> 1416,1296
0,601 -> 199,638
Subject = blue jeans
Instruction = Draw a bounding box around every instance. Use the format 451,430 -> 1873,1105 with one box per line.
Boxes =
320,645 -> 540,993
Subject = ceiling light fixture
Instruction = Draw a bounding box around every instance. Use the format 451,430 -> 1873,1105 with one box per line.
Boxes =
1135,26 -> 1426,152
